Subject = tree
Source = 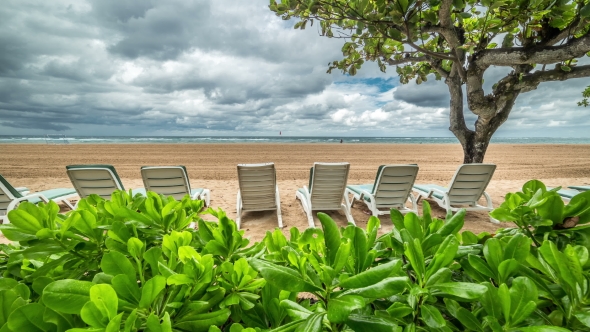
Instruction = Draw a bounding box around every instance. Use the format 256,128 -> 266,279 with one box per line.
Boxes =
269,0 -> 590,163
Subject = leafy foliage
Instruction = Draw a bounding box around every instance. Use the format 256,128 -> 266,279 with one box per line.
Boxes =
1,187 -> 590,331
579,85 -> 590,107
491,180 -> 590,248
267,0 -> 590,163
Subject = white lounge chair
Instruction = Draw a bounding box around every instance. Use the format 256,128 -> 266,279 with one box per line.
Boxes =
0,174 -> 77,223
413,164 -> 497,223
568,185 -> 590,192
141,166 -> 210,205
66,165 -> 144,206
296,162 -> 354,228
346,165 -> 419,217
555,188 -> 582,202
236,163 -> 282,230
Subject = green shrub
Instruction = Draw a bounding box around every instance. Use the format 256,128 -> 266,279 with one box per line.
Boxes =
0,186 -> 589,331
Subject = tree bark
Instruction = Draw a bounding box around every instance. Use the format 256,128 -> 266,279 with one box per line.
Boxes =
446,66 -> 513,164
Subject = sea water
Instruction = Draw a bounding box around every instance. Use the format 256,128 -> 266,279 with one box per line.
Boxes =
1,136 -> 590,144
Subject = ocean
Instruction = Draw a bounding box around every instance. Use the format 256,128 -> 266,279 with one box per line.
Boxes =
1,136 -> 590,144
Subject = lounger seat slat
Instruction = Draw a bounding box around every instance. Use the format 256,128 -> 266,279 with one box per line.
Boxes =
296,162 -> 354,227
412,164 -> 496,223
345,165 -> 419,218
140,166 -> 210,205
236,163 -> 282,229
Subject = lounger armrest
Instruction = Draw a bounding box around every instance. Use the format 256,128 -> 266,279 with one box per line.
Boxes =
358,188 -> 373,199
16,193 -> 49,203
427,187 -> 448,199
6,193 -> 50,213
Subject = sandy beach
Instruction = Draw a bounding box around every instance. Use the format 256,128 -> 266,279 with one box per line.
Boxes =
2,143 -> 590,244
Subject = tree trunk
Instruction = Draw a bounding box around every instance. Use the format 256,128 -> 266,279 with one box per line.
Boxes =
461,129 -> 490,163
446,72 -> 496,164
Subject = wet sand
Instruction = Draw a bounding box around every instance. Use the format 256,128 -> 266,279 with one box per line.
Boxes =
1,143 -> 589,244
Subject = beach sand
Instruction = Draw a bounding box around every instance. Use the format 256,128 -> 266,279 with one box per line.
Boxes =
1,143 -> 590,244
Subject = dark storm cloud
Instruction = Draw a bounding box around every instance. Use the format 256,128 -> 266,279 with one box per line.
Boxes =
393,78 -> 449,107
0,0 -> 589,136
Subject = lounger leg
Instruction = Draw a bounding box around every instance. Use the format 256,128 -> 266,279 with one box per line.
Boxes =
341,204 -> 356,226
408,194 -> 418,212
483,192 -> 499,224
275,185 -> 283,228
342,194 -> 355,226
344,188 -> 356,209
236,191 -> 242,230
443,196 -> 453,219
201,189 -> 211,207
60,198 -> 76,210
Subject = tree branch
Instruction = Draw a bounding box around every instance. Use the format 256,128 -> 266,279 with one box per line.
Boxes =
386,56 -> 429,66
544,18 -> 581,46
475,31 -> 590,67
516,64 -> 590,92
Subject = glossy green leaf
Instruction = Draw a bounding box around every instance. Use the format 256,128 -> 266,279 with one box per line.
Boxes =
403,213 -> 423,241
431,282 -> 487,300
43,280 -> 93,315
503,233 -> 531,262
174,308 -> 231,331
390,209 -> 404,230
7,303 -> 54,332
81,301 -> 108,328
139,275 -> 167,309
101,251 -> 136,282
249,258 -> 322,293
111,275 -> 141,305
338,259 -> 401,288
295,313 -> 324,332
317,212 -> 341,265
346,314 -> 399,332
421,304 -> 445,328
279,300 -> 313,321
438,209 -> 465,236
509,277 -> 537,325
345,276 -> 409,298
327,295 -> 364,323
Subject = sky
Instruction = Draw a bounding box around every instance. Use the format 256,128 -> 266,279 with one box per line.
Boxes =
1,0 -> 589,137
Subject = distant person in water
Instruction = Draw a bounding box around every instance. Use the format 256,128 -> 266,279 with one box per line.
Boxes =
340,139 -> 343,143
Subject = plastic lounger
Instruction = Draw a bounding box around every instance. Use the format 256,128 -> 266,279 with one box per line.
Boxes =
346,164 -> 419,217
568,185 -> 590,192
141,166 -> 210,206
296,162 -> 354,228
413,164 -> 497,223
236,163 -> 282,230
556,188 -> 581,202
0,174 -> 77,223
66,165 -> 144,207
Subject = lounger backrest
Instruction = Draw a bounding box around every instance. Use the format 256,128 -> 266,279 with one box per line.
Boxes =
237,163 -> 277,211
66,165 -> 125,199
372,165 -> 419,208
0,174 -> 22,216
447,164 -> 496,205
141,166 -> 190,200
309,162 -> 350,209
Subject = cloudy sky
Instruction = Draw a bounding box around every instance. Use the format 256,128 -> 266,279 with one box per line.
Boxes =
1,0 -> 589,137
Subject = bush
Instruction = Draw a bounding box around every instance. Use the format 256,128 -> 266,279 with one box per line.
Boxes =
0,183 -> 589,331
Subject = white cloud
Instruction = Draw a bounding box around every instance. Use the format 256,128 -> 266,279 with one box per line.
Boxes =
0,0 -> 589,137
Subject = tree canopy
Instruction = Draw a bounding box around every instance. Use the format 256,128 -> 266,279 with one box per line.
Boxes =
270,0 -> 590,162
